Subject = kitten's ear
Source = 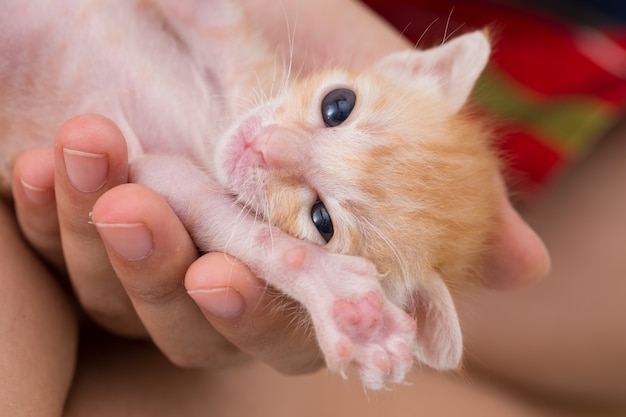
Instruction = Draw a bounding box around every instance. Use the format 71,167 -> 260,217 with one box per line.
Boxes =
411,273 -> 463,370
376,30 -> 491,112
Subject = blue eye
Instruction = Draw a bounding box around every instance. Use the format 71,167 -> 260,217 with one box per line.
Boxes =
321,88 -> 356,127
311,200 -> 334,243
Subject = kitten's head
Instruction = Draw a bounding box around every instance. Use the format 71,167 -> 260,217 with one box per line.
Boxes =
216,31 -> 498,370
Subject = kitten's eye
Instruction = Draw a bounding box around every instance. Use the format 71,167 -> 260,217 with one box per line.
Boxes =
321,88 -> 356,127
311,200 -> 334,243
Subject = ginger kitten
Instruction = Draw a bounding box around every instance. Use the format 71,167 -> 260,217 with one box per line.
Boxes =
0,0 -> 498,389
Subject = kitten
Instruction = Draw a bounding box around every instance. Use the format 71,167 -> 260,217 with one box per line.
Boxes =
0,0 -> 498,389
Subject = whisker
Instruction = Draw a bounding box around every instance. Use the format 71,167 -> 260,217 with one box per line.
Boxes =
398,20 -> 413,42
279,1 -> 297,96
442,7 -> 454,44
263,188 -> 276,256
442,8 -> 465,44
444,24 -> 465,43
252,71 -> 264,102
359,215 -> 414,295
414,18 -> 439,49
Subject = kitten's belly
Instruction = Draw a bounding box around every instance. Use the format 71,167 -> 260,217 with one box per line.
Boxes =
0,0 -> 234,194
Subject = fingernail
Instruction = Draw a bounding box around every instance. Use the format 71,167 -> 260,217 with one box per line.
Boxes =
20,178 -> 55,205
63,148 -> 108,193
95,223 -> 153,261
188,287 -> 244,319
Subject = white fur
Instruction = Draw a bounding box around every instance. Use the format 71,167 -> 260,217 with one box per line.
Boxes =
373,31 -> 491,112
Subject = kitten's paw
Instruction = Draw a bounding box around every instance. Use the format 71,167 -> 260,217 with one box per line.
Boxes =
322,290 -> 417,390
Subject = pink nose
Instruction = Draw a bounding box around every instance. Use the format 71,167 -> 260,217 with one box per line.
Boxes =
252,125 -> 308,170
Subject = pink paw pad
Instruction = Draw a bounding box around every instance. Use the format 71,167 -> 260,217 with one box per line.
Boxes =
333,291 -> 384,336
372,348 -> 392,374
320,291 -> 418,389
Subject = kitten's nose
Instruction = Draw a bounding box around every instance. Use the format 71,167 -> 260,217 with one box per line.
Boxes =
253,125 -> 308,171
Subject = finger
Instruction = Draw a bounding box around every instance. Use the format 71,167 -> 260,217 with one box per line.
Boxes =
93,184 -> 248,368
54,114 -> 145,336
12,148 -> 65,273
186,253 -> 324,375
482,191 -> 551,290
0,200 -> 77,416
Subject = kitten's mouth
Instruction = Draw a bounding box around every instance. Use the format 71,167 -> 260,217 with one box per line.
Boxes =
225,113 -> 264,179
221,112 -> 271,212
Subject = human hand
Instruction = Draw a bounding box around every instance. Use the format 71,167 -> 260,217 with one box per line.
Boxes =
10,0 -> 549,376
13,113 -> 322,373
0,198 -> 77,416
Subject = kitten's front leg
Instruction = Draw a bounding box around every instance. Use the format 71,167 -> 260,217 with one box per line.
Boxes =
131,155 -> 418,389
237,237 -> 418,390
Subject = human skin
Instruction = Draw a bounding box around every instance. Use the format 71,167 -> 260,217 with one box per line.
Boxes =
0,200 -> 77,417
3,0 -> 555,414
459,118 -> 626,410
